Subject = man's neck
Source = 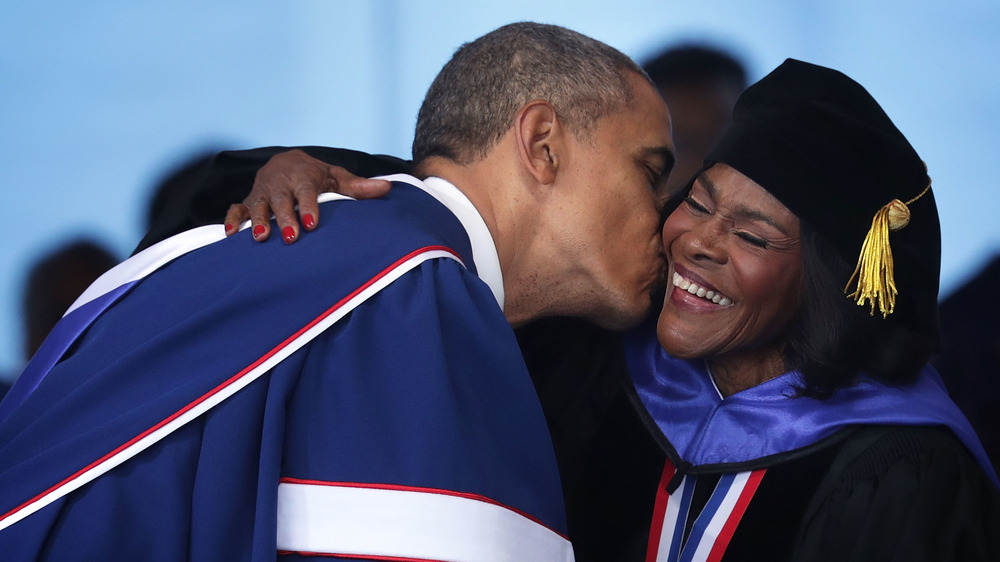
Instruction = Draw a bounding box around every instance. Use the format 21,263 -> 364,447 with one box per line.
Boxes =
416,156 -> 541,327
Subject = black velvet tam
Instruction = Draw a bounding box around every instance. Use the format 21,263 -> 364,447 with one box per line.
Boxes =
706,58 -> 941,341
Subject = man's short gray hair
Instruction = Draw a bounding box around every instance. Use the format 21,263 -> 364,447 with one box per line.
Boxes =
412,22 -> 649,165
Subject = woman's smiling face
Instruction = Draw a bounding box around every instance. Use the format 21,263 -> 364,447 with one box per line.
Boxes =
657,163 -> 803,366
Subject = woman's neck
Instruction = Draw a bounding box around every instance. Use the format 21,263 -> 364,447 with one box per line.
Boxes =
708,345 -> 788,398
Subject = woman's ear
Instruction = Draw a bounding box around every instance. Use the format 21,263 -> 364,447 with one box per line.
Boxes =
514,100 -> 561,185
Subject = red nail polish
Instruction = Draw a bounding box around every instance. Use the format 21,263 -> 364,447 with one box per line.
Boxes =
224,223 -> 233,233
302,214 -> 315,230
282,226 -> 295,243
253,225 -> 266,238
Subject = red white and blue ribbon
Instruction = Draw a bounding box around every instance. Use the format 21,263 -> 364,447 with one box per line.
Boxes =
646,460 -> 765,562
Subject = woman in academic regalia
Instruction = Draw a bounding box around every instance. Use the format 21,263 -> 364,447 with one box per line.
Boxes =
521,59 -> 1000,562
144,58 -> 1000,561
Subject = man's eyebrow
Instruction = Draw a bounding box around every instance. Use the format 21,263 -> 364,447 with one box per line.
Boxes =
696,172 -> 791,236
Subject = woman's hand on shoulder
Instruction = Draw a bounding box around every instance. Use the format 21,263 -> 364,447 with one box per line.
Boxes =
224,149 -> 392,244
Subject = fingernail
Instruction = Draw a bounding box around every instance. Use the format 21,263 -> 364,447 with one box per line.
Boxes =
253,225 -> 266,239
282,226 -> 295,243
302,214 -> 315,230
224,223 -> 233,234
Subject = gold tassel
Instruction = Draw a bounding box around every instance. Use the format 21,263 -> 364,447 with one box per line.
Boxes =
844,180 -> 931,317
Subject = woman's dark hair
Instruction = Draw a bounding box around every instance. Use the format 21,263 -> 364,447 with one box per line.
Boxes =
783,222 -> 938,398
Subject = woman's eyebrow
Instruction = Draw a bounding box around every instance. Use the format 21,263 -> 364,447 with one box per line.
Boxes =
697,172 -> 717,198
731,205 -> 791,236
697,172 -> 791,236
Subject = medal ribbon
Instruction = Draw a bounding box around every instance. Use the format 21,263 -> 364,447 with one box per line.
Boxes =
646,460 -> 766,562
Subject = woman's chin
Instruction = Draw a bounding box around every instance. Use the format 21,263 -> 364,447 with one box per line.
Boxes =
656,312 -> 706,359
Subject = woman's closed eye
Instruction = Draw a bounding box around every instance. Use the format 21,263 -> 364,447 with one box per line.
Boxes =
736,231 -> 768,248
684,196 -> 710,214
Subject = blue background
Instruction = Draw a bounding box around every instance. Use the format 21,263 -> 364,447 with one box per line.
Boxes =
2,0 -> 998,379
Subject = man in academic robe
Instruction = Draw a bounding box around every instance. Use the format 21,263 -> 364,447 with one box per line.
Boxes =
0,23 -> 674,561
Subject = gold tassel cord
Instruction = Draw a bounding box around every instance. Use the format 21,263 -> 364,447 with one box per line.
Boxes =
844,180 -> 931,318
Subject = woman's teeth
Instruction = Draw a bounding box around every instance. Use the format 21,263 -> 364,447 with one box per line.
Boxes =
672,272 -> 732,306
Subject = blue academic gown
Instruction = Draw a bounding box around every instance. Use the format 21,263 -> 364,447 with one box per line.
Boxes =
0,176 -> 572,561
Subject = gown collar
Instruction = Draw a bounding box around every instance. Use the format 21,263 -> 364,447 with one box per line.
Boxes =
377,174 -> 504,311
623,316 -> 998,486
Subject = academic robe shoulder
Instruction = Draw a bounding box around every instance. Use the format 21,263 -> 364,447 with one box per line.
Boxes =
792,424 -> 1000,561
1,181 -> 571,561
137,146 -> 411,253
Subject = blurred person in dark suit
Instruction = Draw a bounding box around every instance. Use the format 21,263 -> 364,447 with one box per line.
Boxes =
934,254 -> 1000,471
643,45 -> 747,198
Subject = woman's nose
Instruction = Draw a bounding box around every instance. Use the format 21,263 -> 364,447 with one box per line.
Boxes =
679,219 -> 727,264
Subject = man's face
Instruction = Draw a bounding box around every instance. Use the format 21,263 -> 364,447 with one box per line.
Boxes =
552,72 -> 674,329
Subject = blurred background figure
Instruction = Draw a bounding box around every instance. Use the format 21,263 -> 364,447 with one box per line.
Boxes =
0,150 -> 225,402
3,238 -> 123,400
22,240 -> 119,362
642,44 -> 747,197
934,254 -> 1000,470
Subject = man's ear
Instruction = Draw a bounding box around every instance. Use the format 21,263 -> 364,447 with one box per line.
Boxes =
514,100 -> 561,185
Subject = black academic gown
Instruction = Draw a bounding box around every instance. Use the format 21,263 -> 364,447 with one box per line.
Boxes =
517,317 -> 1000,562
148,147 -> 1000,562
